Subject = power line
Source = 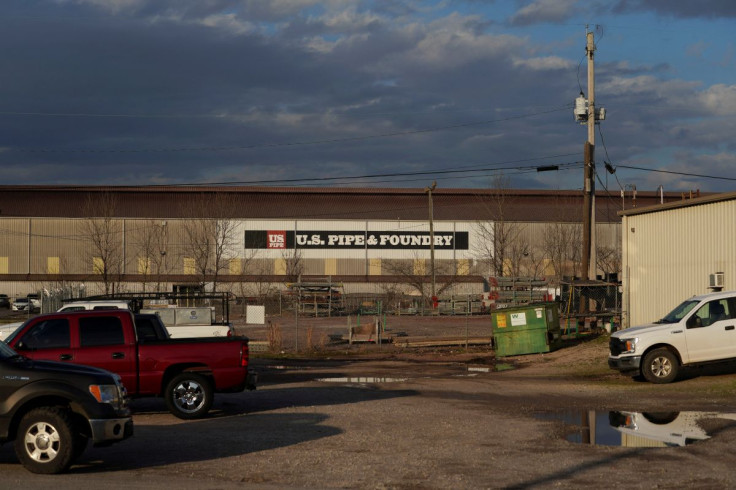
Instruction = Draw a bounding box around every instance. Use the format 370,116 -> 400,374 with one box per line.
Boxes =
616,164 -> 736,181
9,105 -> 572,154
294,164 -> 581,188
597,124 -> 625,192
145,160 -> 584,187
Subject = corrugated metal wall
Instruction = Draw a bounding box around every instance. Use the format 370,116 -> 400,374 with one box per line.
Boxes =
0,216 -> 623,296
623,199 -> 736,327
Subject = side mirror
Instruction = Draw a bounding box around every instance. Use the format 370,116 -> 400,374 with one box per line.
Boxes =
686,316 -> 702,328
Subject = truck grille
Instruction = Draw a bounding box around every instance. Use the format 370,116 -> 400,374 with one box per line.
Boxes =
609,337 -> 626,356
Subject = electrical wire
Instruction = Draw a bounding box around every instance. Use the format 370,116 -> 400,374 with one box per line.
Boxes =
597,124 -> 625,193
9,105 -> 572,154
172,160 -> 583,187
616,165 -> 736,181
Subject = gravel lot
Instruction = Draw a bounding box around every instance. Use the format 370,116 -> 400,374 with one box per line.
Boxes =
3,315 -> 736,488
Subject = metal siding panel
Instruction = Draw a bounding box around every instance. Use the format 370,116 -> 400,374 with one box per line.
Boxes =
338,259 -> 365,276
31,219 -> 92,275
0,218 -> 30,274
627,200 -> 736,326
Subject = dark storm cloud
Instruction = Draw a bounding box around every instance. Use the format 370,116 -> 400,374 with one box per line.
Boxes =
2,0 -> 568,187
0,0 -> 733,192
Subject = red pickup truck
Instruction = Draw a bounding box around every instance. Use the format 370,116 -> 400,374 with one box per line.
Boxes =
4,310 -> 256,419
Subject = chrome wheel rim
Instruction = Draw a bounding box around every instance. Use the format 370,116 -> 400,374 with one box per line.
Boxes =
172,379 -> 205,413
651,356 -> 672,378
24,422 -> 60,462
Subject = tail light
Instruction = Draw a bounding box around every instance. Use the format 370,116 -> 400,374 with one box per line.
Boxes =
240,343 -> 249,368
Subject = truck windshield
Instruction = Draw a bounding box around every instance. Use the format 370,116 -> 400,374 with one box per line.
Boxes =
655,300 -> 699,324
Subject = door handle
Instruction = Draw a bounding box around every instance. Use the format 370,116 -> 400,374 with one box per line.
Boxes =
59,354 -> 73,361
726,326 -> 735,331
112,352 -> 125,359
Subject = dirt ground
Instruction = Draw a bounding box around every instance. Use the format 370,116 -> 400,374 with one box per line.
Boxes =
4,314 -> 736,488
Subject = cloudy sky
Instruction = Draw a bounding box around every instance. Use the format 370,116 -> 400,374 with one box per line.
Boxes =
1,0 -> 735,193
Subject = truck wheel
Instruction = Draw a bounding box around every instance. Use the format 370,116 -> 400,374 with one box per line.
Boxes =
165,373 -> 213,419
14,407 -> 80,474
642,348 -> 679,384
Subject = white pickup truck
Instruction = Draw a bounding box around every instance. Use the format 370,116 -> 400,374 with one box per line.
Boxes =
609,290 -> 736,383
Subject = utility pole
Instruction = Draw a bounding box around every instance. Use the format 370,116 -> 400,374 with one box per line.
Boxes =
425,181 -> 437,311
581,28 -> 597,282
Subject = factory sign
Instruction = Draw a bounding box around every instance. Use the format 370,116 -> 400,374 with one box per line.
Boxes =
245,230 -> 469,250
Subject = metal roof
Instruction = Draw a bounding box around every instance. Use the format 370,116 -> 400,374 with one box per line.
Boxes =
619,191 -> 736,217
0,185 -> 687,222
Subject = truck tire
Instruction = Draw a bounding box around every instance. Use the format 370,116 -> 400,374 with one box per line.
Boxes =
641,348 -> 679,384
165,372 -> 213,419
14,407 -> 82,474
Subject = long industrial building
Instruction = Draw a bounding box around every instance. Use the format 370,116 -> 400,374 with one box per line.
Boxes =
0,185 -> 681,300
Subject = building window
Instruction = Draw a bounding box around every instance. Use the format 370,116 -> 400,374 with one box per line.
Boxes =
0,257 -> 8,274
274,258 -> 286,275
93,257 -> 104,274
229,258 -> 242,275
324,258 -> 337,276
457,259 -> 470,276
413,259 -> 426,276
183,257 -> 196,275
369,258 -> 381,276
47,257 -> 60,274
138,257 -> 151,274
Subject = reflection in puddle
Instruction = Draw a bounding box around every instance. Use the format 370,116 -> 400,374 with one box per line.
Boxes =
316,377 -> 408,384
537,410 -> 736,447
467,363 -> 514,373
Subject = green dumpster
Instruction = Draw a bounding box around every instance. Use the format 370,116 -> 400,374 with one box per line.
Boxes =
491,302 -> 561,356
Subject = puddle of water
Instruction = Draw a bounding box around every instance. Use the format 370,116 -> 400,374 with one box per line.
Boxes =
468,366 -> 491,373
466,363 -> 514,373
537,410 -> 736,447
315,377 -> 408,384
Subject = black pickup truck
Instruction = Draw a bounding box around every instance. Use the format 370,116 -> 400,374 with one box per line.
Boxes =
0,340 -> 133,473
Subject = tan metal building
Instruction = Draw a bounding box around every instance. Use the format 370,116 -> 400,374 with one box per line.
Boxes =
621,191 -> 736,327
0,185 -> 680,299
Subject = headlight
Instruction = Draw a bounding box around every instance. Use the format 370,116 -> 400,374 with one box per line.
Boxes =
621,338 -> 638,354
89,384 -> 121,406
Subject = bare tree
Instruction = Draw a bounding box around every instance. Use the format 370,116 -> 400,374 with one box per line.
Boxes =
180,194 -> 238,292
282,248 -> 304,283
596,245 -> 621,280
131,220 -> 171,292
81,192 -> 123,295
542,222 -> 582,285
521,245 -> 547,280
382,255 -> 460,307
474,174 -> 527,278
